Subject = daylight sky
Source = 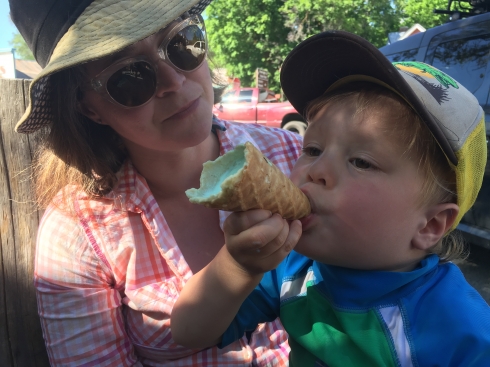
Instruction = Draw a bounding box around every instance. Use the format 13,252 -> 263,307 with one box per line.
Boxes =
0,0 -> 18,50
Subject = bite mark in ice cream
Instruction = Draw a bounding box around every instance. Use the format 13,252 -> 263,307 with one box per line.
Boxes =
185,142 -> 311,220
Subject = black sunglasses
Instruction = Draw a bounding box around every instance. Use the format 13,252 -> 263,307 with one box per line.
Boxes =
88,14 -> 207,108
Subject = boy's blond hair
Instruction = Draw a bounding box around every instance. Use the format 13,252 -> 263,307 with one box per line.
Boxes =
305,82 -> 465,262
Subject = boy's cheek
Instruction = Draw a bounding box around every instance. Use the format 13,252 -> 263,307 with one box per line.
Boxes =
290,170 -> 302,186
290,162 -> 306,186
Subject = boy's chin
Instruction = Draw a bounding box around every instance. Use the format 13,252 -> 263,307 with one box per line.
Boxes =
293,241 -> 329,264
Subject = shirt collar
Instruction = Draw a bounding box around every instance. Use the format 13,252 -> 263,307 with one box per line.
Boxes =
104,116 -> 228,213
313,255 -> 440,308
212,114 -> 227,132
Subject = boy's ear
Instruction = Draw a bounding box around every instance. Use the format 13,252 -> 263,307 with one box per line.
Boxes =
412,203 -> 460,251
77,99 -> 105,125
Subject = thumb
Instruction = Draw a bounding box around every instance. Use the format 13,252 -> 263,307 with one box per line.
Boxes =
283,220 -> 302,253
224,209 -> 273,235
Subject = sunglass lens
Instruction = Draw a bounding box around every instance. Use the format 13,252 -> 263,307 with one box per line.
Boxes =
106,61 -> 156,107
167,25 -> 206,71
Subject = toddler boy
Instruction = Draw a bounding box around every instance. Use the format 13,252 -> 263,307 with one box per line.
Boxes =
172,31 -> 490,366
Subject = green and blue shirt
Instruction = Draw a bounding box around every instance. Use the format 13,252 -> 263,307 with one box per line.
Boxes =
221,253 -> 490,366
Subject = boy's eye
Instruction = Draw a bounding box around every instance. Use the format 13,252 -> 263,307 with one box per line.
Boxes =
302,147 -> 322,157
350,158 -> 374,170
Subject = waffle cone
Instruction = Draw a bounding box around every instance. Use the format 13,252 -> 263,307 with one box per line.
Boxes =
186,142 -> 311,220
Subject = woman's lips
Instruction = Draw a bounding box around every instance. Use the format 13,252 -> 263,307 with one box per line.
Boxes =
168,97 -> 200,119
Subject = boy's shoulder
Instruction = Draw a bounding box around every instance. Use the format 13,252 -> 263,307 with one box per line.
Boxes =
411,261 -> 489,314
402,261 -> 490,364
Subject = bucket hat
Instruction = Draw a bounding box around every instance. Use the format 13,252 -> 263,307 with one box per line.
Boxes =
9,0 -> 212,133
280,30 -> 487,230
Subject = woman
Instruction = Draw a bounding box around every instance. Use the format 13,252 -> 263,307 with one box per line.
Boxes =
10,0 -> 303,365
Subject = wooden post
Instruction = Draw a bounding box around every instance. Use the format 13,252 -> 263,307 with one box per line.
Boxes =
0,78 -> 50,367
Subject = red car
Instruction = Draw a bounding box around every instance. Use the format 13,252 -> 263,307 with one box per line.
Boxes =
213,87 -> 308,136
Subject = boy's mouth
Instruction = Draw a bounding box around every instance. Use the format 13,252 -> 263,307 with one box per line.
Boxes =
299,187 -> 315,211
297,188 -> 317,231
299,213 -> 315,231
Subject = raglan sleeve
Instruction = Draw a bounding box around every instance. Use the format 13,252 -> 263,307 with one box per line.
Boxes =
219,262 -> 286,348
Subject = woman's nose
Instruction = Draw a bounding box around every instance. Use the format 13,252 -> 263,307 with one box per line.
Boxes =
154,60 -> 186,96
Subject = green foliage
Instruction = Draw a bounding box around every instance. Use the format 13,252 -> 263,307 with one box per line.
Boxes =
9,33 -> 35,60
206,0 -> 454,93
395,0 -> 449,29
281,0 -> 399,48
206,0 -> 293,92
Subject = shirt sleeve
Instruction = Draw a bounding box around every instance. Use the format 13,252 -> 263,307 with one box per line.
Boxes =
220,263 -> 285,348
34,205 -> 142,366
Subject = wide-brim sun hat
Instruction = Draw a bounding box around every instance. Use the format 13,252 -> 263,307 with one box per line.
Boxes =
9,0 -> 212,134
280,30 -> 487,230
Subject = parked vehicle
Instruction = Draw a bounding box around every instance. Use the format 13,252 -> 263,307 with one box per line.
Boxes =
186,41 -> 206,57
379,1 -> 490,249
214,87 -> 308,136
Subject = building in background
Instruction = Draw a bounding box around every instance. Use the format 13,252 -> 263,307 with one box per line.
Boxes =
0,49 -> 16,78
388,24 -> 426,44
0,48 -> 42,79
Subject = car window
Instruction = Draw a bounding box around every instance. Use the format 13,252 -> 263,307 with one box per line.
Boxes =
258,89 -> 269,102
429,35 -> 490,94
238,90 -> 253,103
384,48 -> 419,62
221,90 -> 237,103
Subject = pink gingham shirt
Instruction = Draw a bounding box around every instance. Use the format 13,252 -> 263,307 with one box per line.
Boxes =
35,119 -> 303,366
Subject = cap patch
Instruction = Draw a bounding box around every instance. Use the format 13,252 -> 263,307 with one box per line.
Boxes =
394,61 -> 459,106
394,61 -> 459,89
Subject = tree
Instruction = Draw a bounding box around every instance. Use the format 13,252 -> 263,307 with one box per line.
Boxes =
206,0 -> 455,93
9,33 -> 35,60
395,0 -> 449,29
281,0 -> 400,48
206,0 -> 294,92
206,0 -> 402,92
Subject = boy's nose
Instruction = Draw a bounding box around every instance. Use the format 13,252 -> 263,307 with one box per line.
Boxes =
308,157 -> 337,189
154,60 -> 186,97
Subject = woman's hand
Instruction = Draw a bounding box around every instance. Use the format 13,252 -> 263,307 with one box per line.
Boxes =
224,210 -> 302,277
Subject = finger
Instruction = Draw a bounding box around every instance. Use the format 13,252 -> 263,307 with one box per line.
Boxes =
230,213 -> 285,252
224,209 -> 273,235
282,220 -> 302,253
248,215 -> 290,256
260,217 -> 300,256
265,220 -> 302,263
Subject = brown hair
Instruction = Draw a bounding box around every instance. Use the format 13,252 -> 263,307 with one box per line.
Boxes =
33,66 -> 126,209
34,62 -> 226,209
305,82 -> 465,262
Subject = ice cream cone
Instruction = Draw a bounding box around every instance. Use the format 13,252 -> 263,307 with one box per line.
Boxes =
186,141 -> 311,220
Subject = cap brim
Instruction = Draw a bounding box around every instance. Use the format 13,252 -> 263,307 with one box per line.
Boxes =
280,30 -> 457,165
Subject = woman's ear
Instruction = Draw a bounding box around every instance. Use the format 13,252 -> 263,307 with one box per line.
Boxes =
412,203 -> 460,251
77,99 -> 105,125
